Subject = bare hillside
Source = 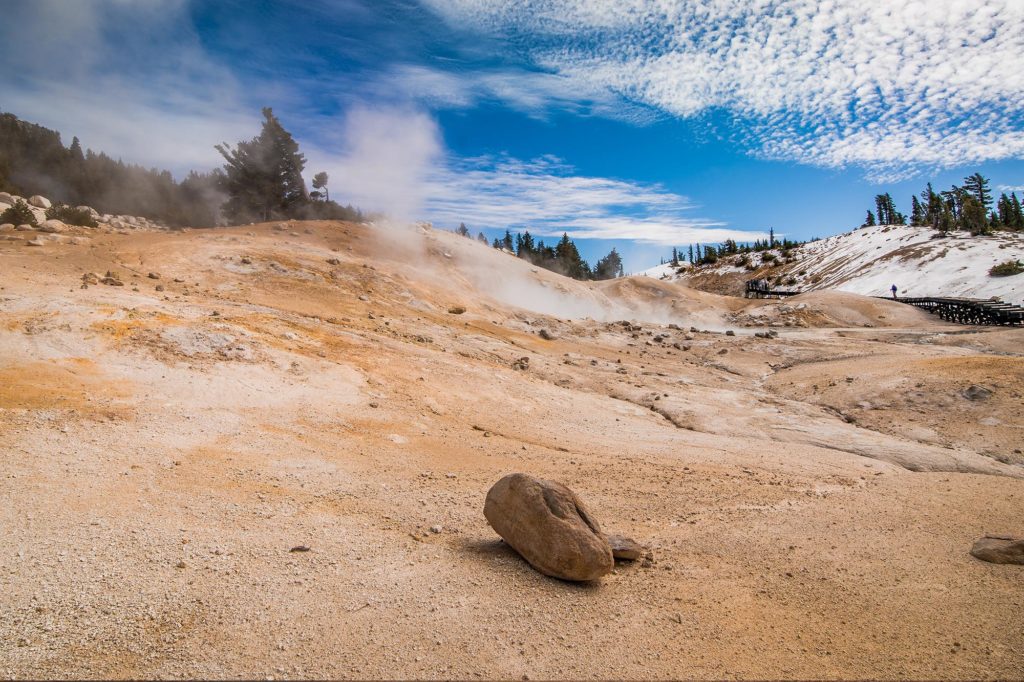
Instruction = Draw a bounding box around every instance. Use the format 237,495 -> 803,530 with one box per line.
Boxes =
1,219 -> 1023,679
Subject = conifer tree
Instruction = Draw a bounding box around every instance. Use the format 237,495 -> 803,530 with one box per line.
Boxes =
502,230 -> 514,251
962,173 -> 992,213
215,107 -> 308,223
864,211 -> 876,227
456,222 -> 470,237
477,231 -> 488,243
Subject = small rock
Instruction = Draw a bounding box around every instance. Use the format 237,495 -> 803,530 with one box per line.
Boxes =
970,535 -> 1024,565
962,384 -> 993,401
175,561 -> 187,569
147,272 -> 160,279
725,330 -> 735,336
155,284 -> 165,291
289,545 -> 311,553
538,328 -> 557,340
429,525 -> 443,534
717,348 -> 728,355
448,306 -> 467,315
607,534 -> 646,561
26,237 -> 46,246
512,356 -> 530,370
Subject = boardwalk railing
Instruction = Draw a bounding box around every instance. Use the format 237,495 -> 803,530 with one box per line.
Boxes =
880,296 -> 1024,326
744,279 -> 800,299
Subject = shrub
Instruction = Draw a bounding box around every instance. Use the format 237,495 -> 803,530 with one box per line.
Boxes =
1,198 -> 37,226
761,252 -> 777,263
45,203 -> 98,227
989,259 -> 1024,277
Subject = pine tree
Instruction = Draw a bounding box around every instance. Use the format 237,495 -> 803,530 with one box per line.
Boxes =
961,194 -> 989,235
310,171 -> 329,202
769,227 -> 775,247
502,230 -> 514,251
477,231 -> 488,243
456,222 -> 470,237
215,107 -> 308,223
593,247 -> 623,280
962,173 -> 993,212
864,210 -> 876,227
910,195 -> 924,226
671,247 -> 678,265
688,244 -> 694,263
1011,193 -> 1024,230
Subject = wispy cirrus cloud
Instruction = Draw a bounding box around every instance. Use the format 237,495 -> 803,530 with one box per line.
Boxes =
423,0 -> 1024,180
420,155 -> 763,245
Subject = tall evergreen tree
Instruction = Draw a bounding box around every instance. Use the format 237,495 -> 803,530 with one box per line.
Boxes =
593,247 -> 624,280
863,210 -> 876,227
456,222 -> 470,237
502,230 -> 514,251
962,173 -> 993,213
215,107 -> 308,223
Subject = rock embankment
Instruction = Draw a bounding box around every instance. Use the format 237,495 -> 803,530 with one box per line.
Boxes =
0,191 -> 168,238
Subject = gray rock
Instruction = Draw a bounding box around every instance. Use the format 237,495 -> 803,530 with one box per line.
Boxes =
963,384 -> 993,401
538,328 -> 557,340
0,192 -> 13,204
484,473 -> 613,581
38,219 -> 66,233
28,195 -> 51,209
607,534 -> 646,561
970,535 -> 1024,565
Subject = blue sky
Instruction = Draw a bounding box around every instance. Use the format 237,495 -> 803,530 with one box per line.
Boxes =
2,0 -> 1024,272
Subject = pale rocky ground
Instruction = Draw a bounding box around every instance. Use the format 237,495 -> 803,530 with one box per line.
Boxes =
1,219 -> 1022,680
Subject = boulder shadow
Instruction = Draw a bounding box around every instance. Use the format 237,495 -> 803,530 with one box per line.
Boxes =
458,536 -> 605,591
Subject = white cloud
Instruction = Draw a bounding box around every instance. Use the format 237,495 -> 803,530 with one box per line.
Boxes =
999,185 -> 1024,193
423,0 -> 1024,178
0,0 -> 258,174
370,63 -> 653,123
420,155 -> 765,245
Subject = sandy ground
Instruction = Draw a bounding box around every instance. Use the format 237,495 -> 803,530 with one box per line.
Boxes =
1,220 -> 1023,680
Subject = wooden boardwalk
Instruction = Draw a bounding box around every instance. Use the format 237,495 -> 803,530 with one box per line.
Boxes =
882,296 -> 1024,326
744,279 -> 1023,325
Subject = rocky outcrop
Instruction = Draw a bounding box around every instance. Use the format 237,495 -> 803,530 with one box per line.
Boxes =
484,473 -> 614,581
970,535 -> 1024,565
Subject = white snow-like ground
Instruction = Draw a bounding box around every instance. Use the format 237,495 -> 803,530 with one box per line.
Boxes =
792,225 -> 1024,301
639,224 -> 1024,303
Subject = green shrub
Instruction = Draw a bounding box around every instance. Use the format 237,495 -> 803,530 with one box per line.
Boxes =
989,259 -> 1024,277
1,198 -> 37,226
761,252 -> 777,263
45,203 -> 98,227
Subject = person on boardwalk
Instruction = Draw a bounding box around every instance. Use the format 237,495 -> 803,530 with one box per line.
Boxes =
890,284 -> 898,300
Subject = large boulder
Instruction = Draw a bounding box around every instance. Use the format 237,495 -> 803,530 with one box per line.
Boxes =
484,473 -> 614,581
0,192 -> 14,204
28,195 -> 51,209
970,535 -> 1024,565
38,219 -> 67,233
